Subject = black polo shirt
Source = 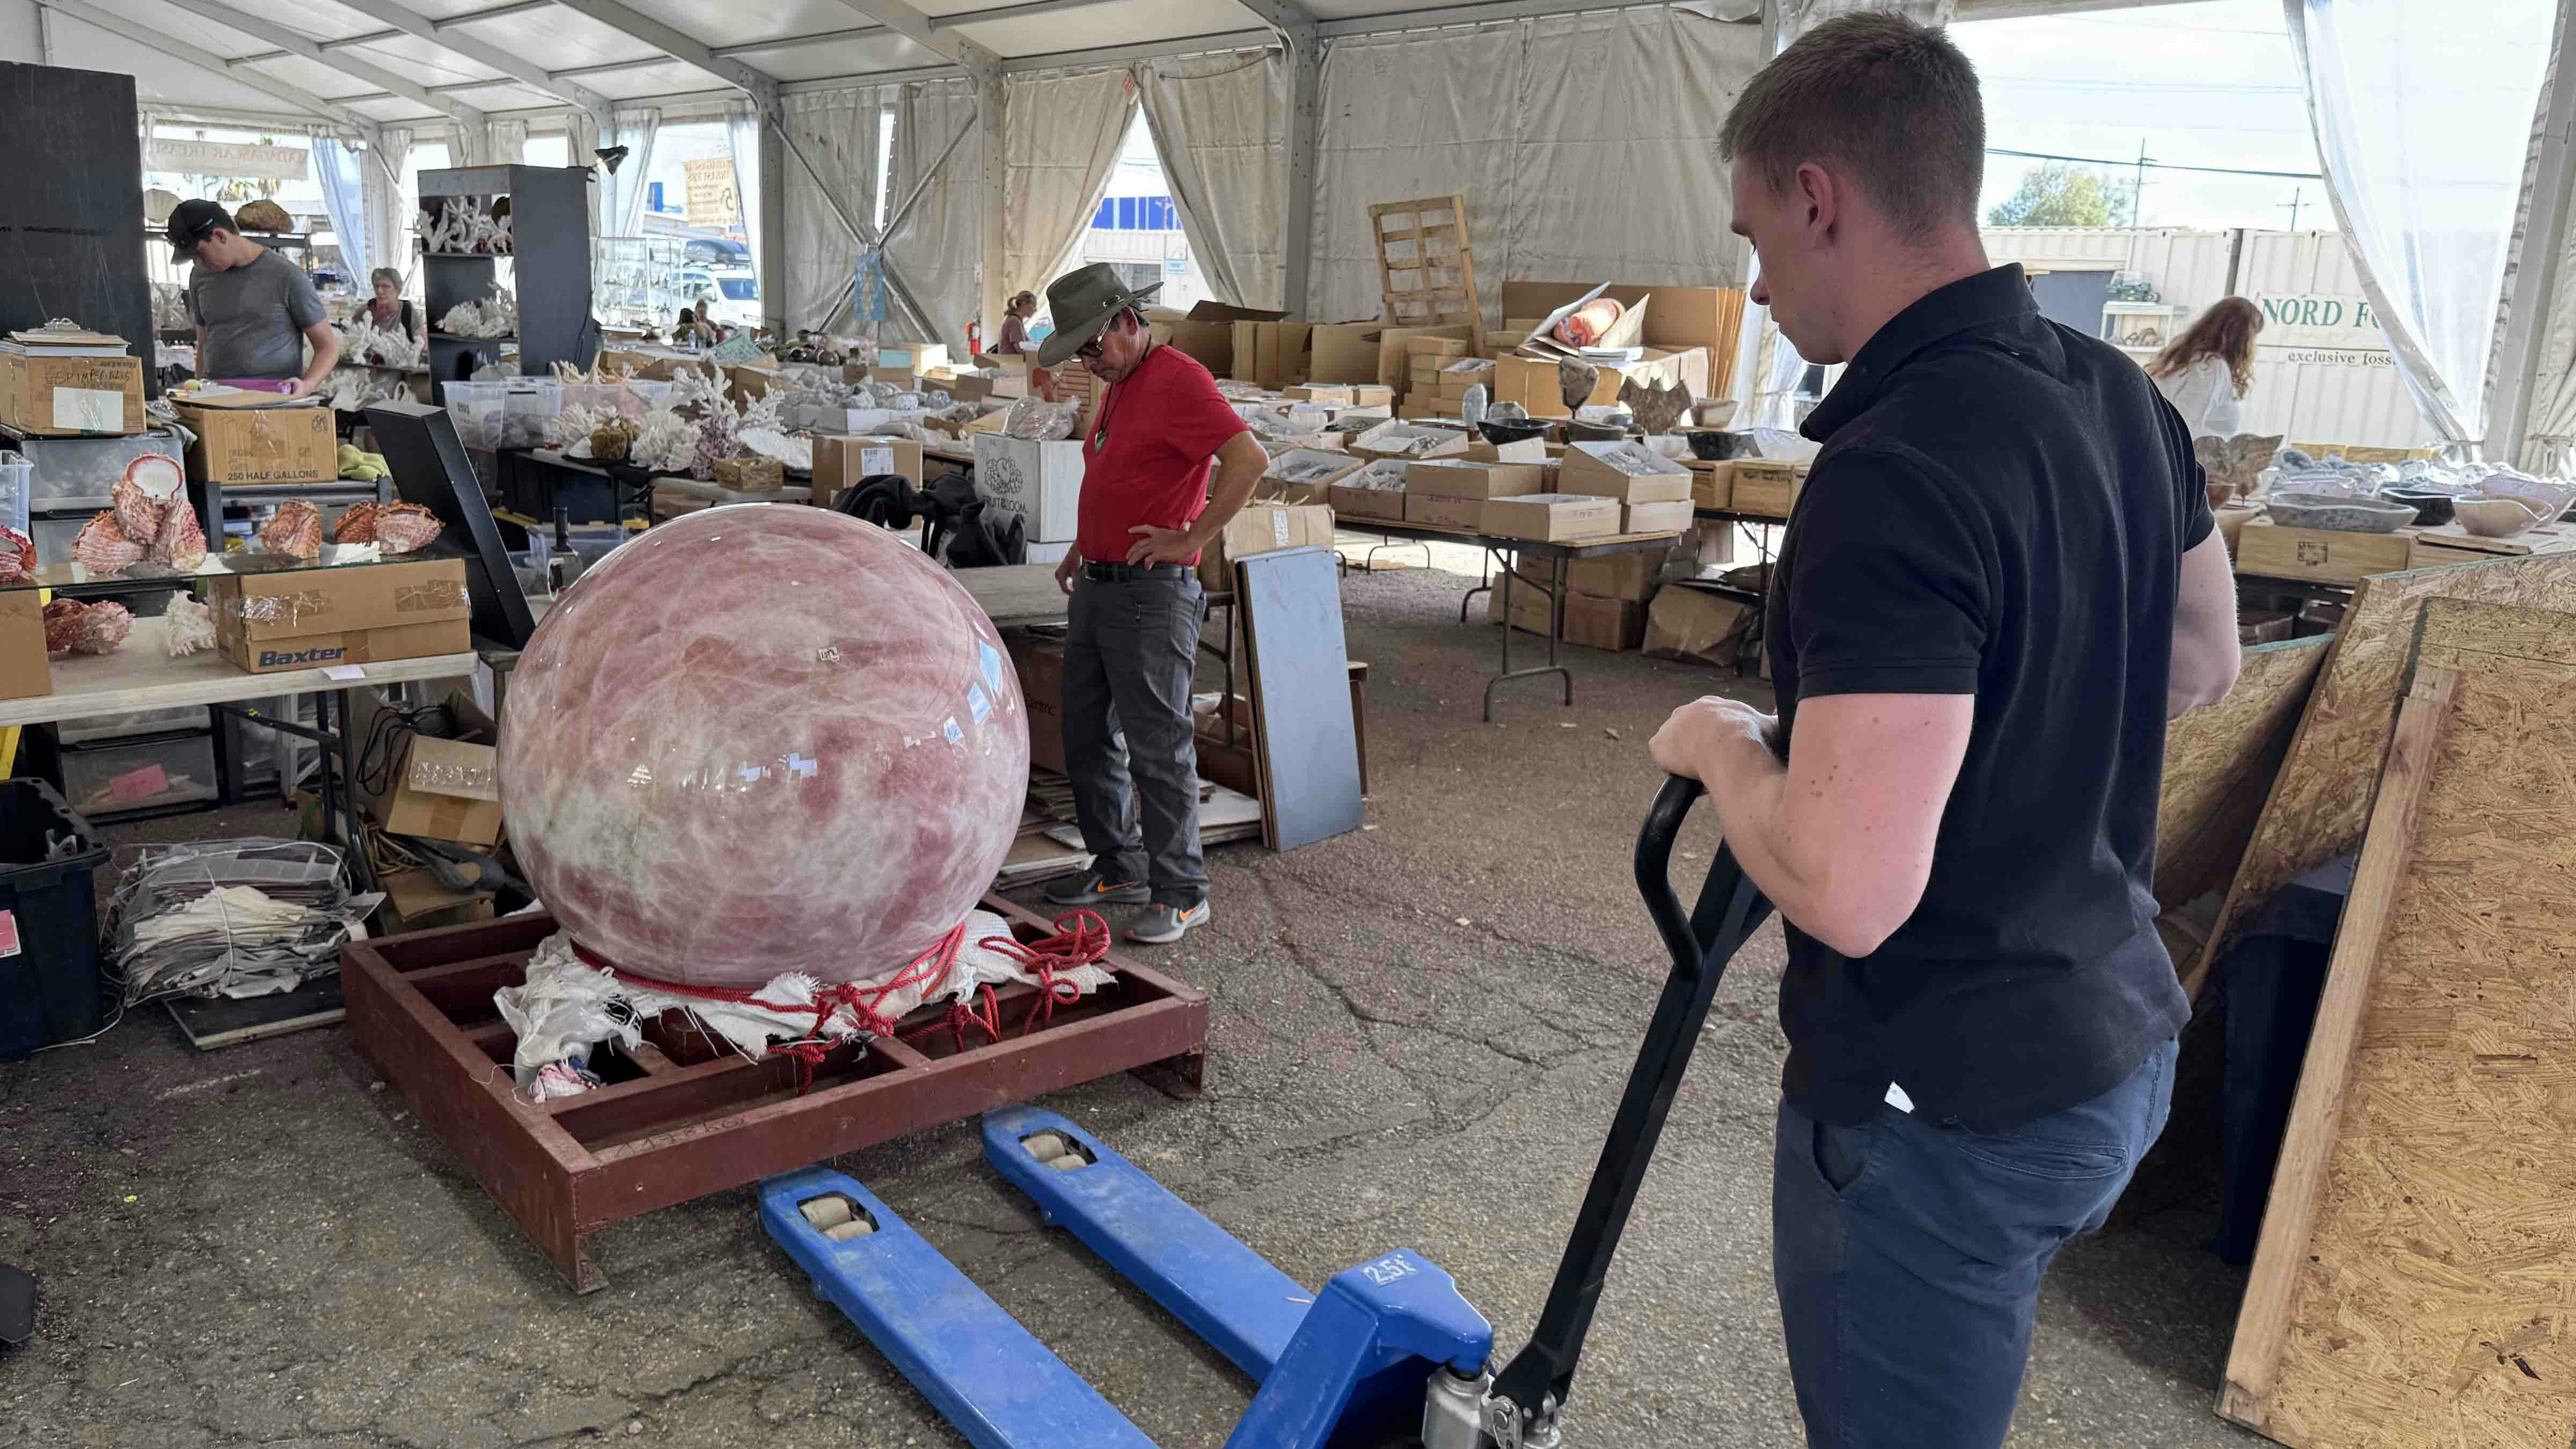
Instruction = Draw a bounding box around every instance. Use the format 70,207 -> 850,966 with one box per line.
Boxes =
1767,265 -> 2204,1133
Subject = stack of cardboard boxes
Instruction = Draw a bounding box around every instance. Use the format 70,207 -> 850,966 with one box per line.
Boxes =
1488,548 -> 1665,652
1555,442 -> 1695,533
1400,339 -> 1472,417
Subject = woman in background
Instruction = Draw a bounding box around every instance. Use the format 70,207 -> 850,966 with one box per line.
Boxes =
362,268 -> 419,341
2148,296 -> 2263,437
992,290 -> 1039,356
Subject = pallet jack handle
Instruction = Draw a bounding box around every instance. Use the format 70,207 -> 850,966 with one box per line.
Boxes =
1484,775 -> 1775,1445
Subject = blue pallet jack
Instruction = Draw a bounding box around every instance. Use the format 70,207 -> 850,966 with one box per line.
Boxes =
761,778 -> 1771,1448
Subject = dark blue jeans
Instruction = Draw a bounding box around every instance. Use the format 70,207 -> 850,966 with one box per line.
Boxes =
1772,1038 -> 2177,1448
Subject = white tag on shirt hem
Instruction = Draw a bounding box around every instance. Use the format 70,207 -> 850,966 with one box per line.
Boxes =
1884,1082 -> 1915,1114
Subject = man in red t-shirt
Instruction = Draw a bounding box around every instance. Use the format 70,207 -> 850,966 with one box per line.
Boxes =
1034,264 -> 1267,945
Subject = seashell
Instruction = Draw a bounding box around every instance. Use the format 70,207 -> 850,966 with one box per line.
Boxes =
331,500 -> 380,544
0,525 -> 33,584
43,598 -> 131,655
370,501 -> 442,554
259,499 -> 323,559
151,501 -> 207,569
72,511 -> 145,573
110,477 -> 160,542
2454,496 -> 2550,538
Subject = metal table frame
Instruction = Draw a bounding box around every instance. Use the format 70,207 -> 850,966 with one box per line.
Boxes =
1338,519 -> 1685,721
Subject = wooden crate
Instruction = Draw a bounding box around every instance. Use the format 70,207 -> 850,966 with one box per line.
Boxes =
1370,195 -> 1479,335
343,897 -> 1210,1292
2405,519 -> 2576,569
1686,459 -> 1732,510
1729,459 -> 1806,519
2233,520 -> 2415,586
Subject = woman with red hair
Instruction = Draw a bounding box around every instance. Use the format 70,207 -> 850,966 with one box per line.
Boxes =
2147,296 -> 2264,437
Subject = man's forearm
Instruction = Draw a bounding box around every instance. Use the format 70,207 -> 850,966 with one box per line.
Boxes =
1184,451 -> 1263,551
1692,735 -> 1819,926
301,328 -> 340,388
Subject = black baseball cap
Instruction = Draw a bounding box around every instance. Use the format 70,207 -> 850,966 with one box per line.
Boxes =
165,199 -> 233,259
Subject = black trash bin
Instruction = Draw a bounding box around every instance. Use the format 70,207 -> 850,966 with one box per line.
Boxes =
0,779 -> 111,1059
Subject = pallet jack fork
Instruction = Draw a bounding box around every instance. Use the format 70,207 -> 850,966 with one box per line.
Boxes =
761,777 -> 1772,1447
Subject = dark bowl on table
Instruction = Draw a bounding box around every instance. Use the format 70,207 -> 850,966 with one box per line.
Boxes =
1477,418 -> 1548,447
2381,487 -> 2456,526
1686,429 -> 1755,461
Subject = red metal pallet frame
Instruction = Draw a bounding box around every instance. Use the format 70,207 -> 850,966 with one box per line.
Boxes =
344,896 -> 1210,1292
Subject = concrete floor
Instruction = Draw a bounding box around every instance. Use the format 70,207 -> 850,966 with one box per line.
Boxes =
0,556 -> 2260,1448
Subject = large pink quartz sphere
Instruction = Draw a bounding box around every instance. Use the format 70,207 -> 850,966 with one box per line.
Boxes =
497,505 -> 1029,987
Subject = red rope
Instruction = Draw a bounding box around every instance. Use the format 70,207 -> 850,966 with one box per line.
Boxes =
976,909 -> 1113,1037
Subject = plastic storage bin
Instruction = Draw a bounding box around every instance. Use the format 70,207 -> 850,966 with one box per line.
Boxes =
21,429 -> 183,511
30,509 -> 93,567
57,733 -> 219,817
0,451 -> 30,536
0,779 -> 110,1058
58,705 -> 212,745
560,379 -> 674,421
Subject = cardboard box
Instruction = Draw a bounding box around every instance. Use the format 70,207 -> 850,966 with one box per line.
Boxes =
0,353 -> 144,436
379,734 -> 503,846
1468,437 -> 1548,465
1688,460 -> 1733,509
1729,459 -> 1807,519
0,590 -> 48,700
1013,639 -> 1067,774
1349,385 -> 1394,409
813,435 -> 926,506
1263,449 -> 1365,498
1406,459 -> 1542,500
971,433 -> 1085,543
949,371 -> 1028,402
1284,383 -> 1353,404
1624,500 -> 1695,534
221,618 -> 473,674
211,556 -> 471,642
2234,520 -> 2416,585
1483,493 -> 1619,541
1404,493 -> 1484,529
1046,364 -> 1106,440
1564,550 -> 1663,602
1502,281 -> 1746,377
725,363 -> 784,410
1329,482 -> 1408,522
1348,421 -> 1468,462
1202,502 -> 1336,590
1644,584 -> 1757,664
379,869 -> 496,934
1375,327 -> 1476,394
1154,301 -> 1282,377
1233,321 -> 1312,391
1308,324 -> 1381,385
1486,578 -> 1644,651
1492,348 -> 1711,420
1557,442 -> 1694,503
178,401 -> 336,485
876,343 -> 949,376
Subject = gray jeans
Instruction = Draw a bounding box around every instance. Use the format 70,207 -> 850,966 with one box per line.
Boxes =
1063,569 -> 1207,907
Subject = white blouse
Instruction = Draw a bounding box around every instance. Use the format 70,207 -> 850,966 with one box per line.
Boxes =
2152,355 -> 2245,438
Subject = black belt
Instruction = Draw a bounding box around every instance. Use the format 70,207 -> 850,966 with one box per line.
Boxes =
1081,561 -> 1190,581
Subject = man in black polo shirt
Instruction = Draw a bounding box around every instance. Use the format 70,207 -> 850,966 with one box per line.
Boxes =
1646,16 -> 2242,1448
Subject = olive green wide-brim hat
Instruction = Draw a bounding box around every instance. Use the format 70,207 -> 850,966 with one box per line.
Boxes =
1035,261 -> 1163,369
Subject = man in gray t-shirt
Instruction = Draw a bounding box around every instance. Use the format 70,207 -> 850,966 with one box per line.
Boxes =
169,199 -> 339,395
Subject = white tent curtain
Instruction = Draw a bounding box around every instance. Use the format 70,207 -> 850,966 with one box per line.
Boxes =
486,117 -> 528,169
726,100 -> 767,324
2284,0 -> 2556,448
779,85 -> 889,333
313,136 -> 369,283
1002,68 -> 1137,301
1136,49 -> 1287,309
892,80 -> 985,348
1309,8 -> 1760,325
364,128 -> 409,287
605,108 -> 664,239
564,110 -> 601,244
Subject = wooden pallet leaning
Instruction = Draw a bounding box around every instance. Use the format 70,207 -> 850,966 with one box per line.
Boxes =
1370,195 -> 1480,333
2221,597 -> 2576,1447
343,896 -> 1210,1293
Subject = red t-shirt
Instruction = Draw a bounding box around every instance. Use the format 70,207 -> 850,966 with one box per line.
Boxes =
1075,345 -> 1251,564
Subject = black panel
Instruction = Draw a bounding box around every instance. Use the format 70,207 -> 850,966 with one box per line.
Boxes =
364,399 -> 537,648
0,63 -> 154,396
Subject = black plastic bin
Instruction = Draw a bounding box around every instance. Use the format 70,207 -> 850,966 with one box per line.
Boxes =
0,779 -> 111,1059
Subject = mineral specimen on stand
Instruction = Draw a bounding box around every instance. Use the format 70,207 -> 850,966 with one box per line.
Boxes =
496,506 -> 1029,989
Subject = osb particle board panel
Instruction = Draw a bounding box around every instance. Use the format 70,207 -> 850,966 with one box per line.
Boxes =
2154,634 -> 2330,915
2220,601 -> 2576,1449
2185,554 -> 2576,996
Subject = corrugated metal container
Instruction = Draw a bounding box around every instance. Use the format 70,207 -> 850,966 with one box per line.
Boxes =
2235,231 -> 2433,451
1982,227 -> 2434,450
